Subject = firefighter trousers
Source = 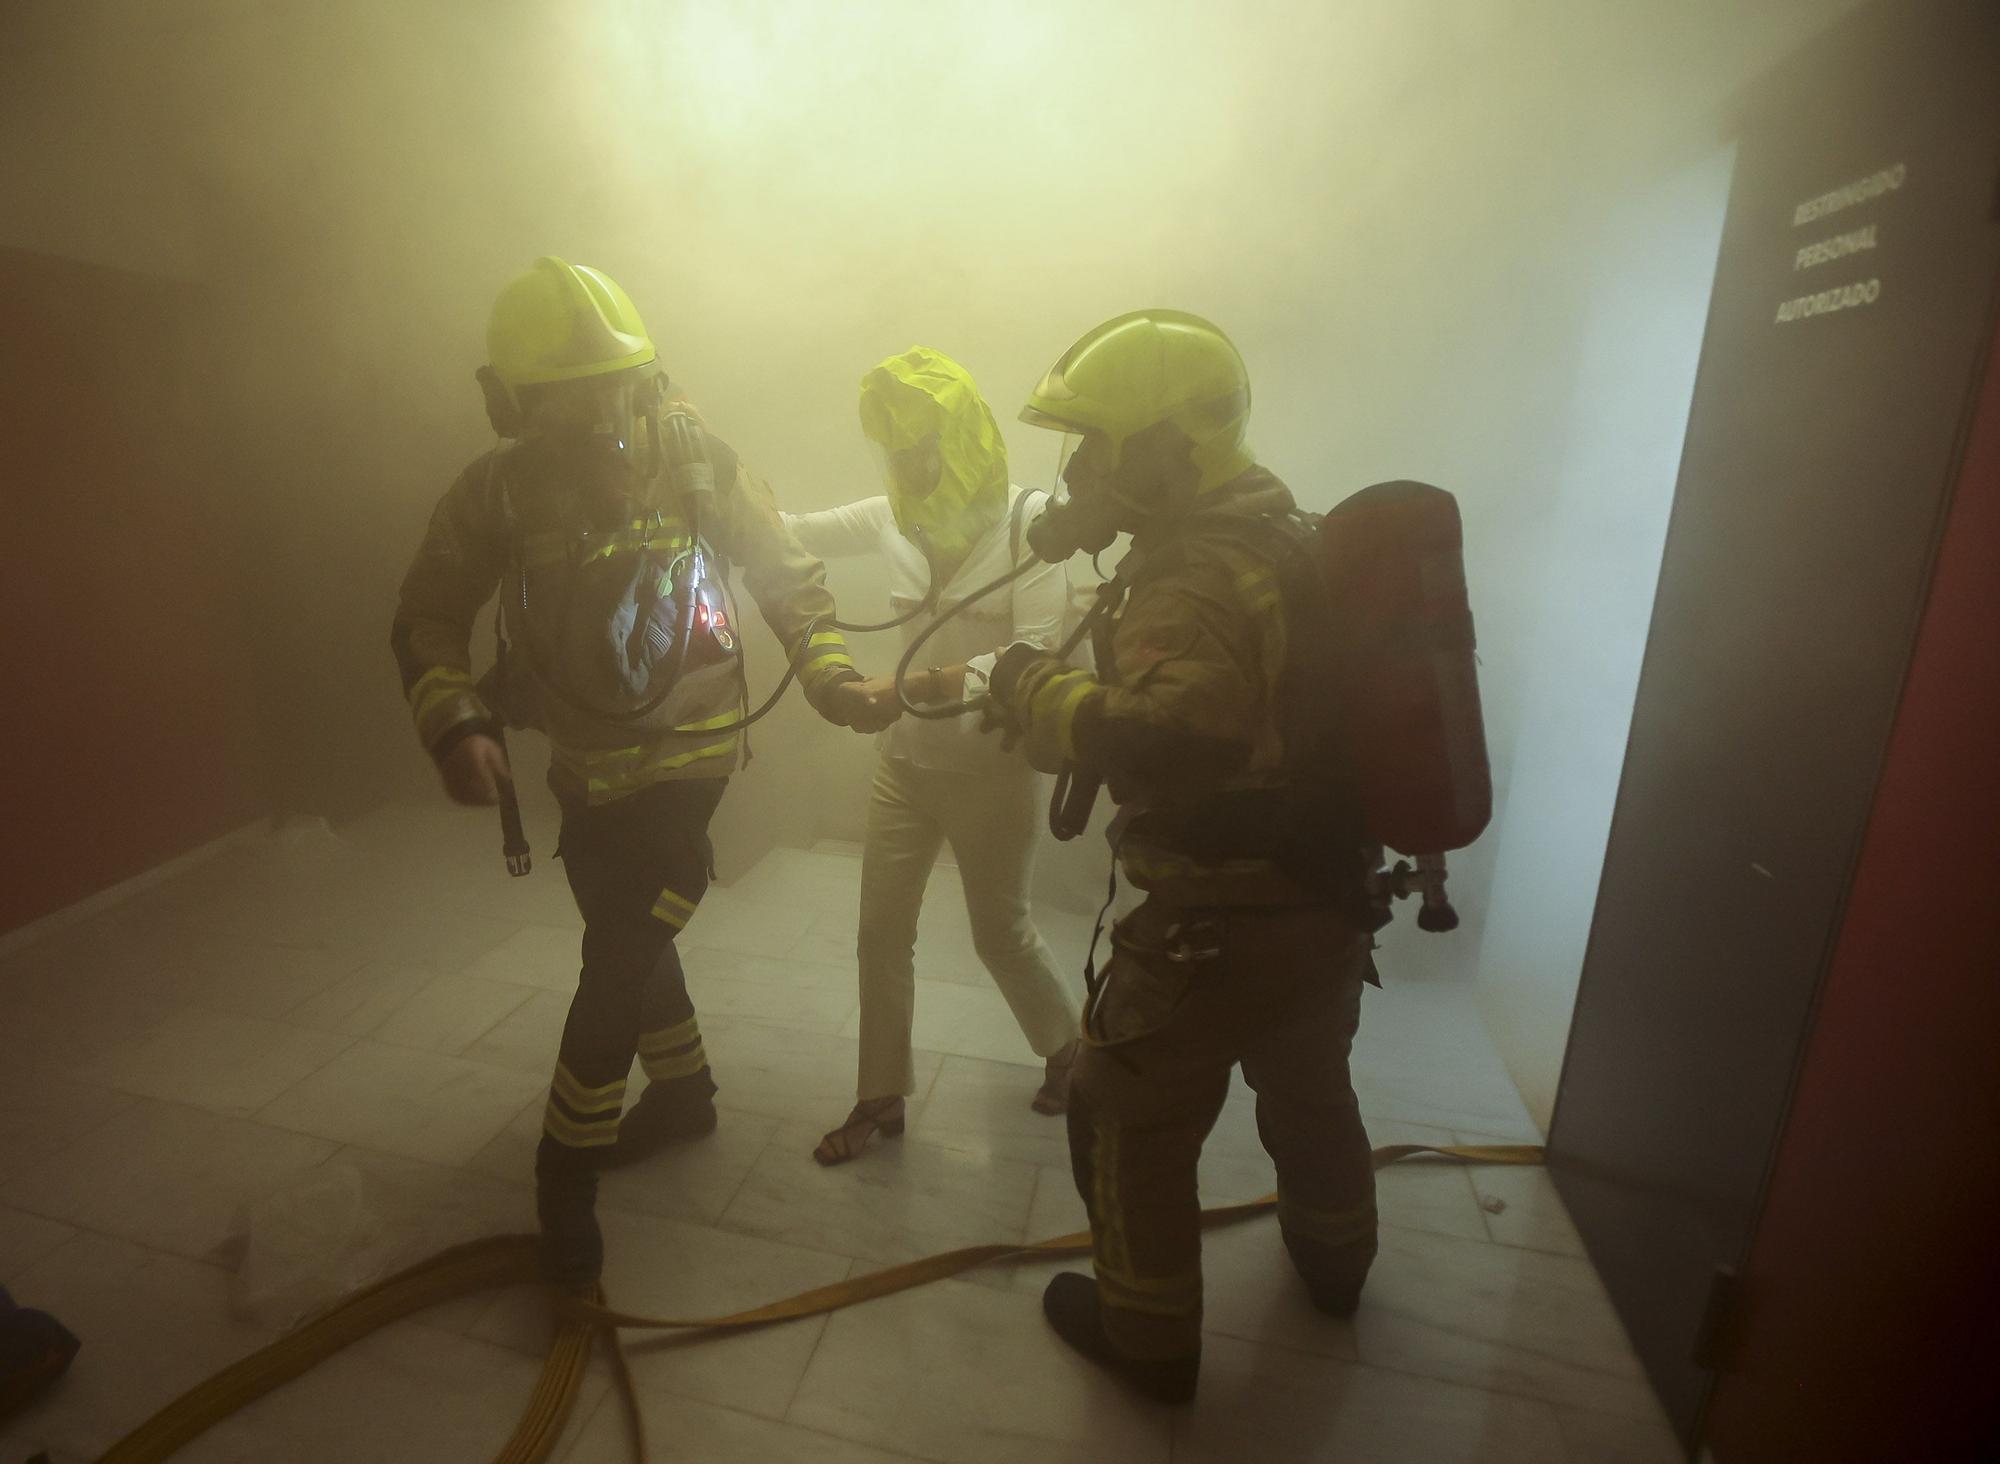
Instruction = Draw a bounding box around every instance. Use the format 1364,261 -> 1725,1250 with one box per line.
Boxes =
1067,896 -> 1377,1361
539,776 -> 727,1164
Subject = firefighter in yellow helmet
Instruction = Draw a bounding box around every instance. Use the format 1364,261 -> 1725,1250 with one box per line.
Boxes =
782,347 -> 1082,1165
391,258 -> 897,1286
984,310 -> 1379,1401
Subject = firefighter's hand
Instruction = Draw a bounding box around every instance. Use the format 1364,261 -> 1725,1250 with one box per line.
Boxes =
975,695 -> 1024,752
822,676 -> 902,734
440,733 -> 511,807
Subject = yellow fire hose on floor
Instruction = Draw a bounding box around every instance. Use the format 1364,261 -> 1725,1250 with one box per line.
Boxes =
94,1143 -> 1542,1464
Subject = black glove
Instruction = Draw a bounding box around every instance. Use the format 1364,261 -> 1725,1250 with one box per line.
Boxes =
989,641 -> 1043,709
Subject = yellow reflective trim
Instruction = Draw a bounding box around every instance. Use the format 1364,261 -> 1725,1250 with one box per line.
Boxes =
1093,1277 -> 1204,1317
409,667 -> 484,745
1024,668 -> 1097,761
641,1042 -> 709,1081
408,666 -> 474,711
1233,566 -> 1281,615
409,667 -> 472,717
1094,1259 -> 1204,1298
650,886 -> 699,929
1276,1194 -> 1377,1245
551,1064 -> 627,1115
637,1016 -> 700,1053
1028,667 -> 1084,715
1092,1116 -> 1131,1280
577,712 -> 744,775
584,736 -> 738,801
560,712 -> 746,802
807,631 -> 847,649
1052,681 -> 1099,763
580,520 -> 692,564
542,1100 -> 620,1148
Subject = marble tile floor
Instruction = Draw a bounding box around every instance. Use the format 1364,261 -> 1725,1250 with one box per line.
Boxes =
0,804 -> 1681,1463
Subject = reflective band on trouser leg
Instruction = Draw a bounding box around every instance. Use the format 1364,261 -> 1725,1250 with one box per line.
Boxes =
1095,1262 -> 1204,1321
1089,1114 -> 1205,1360
1276,1190 -> 1377,1248
637,1015 -> 709,1083
649,883 -> 699,930
1275,1186 -> 1378,1301
543,1062 -> 626,1150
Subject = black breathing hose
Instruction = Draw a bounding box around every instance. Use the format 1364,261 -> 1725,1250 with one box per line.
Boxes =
891,558 -> 1040,720
821,522 -> 942,633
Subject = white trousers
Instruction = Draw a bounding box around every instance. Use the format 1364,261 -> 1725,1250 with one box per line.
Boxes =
855,755 -> 1082,1099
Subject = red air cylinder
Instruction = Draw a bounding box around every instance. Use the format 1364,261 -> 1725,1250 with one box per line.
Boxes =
1317,480 -> 1492,854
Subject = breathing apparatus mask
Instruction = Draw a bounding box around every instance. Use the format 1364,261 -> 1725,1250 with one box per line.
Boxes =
1023,433 -> 1120,564
1022,422 -> 1203,565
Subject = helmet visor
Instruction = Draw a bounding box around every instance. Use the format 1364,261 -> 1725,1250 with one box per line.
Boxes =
1048,432 -> 1084,494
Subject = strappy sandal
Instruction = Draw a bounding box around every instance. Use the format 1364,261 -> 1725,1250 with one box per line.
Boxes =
812,1096 -> 906,1166
1032,1040 -> 1080,1116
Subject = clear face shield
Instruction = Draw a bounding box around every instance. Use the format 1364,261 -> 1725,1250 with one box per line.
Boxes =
1022,430 -> 1123,562
530,369 -> 663,464
1051,431 -> 1084,496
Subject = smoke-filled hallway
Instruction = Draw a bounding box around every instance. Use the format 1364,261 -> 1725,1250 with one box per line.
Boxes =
0,813 -> 1672,1463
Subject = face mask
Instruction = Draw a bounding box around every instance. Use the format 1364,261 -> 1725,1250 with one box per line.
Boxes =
1022,432 -> 1123,561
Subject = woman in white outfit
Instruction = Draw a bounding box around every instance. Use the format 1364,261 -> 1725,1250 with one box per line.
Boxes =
786,346 -> 1081,1165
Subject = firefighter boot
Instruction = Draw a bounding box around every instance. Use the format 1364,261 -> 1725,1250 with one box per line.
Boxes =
1283,1230 -> 1376,1318
599,1080 -> 718,1169
534,1137 -> 603,1289
1042,1273 -> 1198,1404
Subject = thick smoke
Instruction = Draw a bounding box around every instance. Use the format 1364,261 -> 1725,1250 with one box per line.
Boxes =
1,0 -> 1863,1115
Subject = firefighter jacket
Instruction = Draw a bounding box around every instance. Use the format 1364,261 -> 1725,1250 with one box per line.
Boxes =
391,432 -> 859,808
993,467 -> 1360,906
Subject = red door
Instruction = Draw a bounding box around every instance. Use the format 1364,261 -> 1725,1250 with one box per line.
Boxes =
1703,314 -> 2000,1460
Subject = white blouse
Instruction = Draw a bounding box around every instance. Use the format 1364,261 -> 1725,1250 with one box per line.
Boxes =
786,486 -> 1069,775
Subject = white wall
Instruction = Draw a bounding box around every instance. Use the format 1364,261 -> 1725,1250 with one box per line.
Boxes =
1469,150 -> 1739,1128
